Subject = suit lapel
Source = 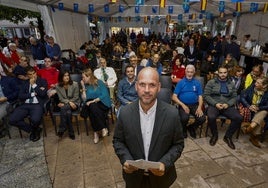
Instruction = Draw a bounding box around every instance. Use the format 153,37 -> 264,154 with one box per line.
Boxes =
149,101 -> 165,155
132,101 -> 145,155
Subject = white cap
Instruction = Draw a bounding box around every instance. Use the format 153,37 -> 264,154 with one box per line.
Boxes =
176,47 -> 184,54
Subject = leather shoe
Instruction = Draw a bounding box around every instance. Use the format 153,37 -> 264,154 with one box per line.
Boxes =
187,126 -> 196,139
57,131 -> 64,138
0,130 -> 6,138
249,135 -> 261,148
209,135 -> 218,146
69,134 -> 75,140
30,127 -> 42,142
223,136 -> 235,150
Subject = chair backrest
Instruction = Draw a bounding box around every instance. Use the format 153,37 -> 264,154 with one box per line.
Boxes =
60,63 -> 72,72
159,75 -> 172,89
195,76 -> 205,89
157,88 -> 172,104
70,73 -> 82,83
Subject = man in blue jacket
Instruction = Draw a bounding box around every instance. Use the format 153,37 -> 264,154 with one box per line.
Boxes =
0,74 -> 19,138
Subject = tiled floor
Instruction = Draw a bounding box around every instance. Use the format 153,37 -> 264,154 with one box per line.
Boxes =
43,115 -> 268,188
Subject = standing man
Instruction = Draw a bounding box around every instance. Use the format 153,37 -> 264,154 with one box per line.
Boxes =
184,38 -> 199,65
204,66 -> 243,149
172,65 -> 206,139
46,36 -> 61,61
113,67 -> 184,188
29,36 -> 47,67
9,66 -> 48,142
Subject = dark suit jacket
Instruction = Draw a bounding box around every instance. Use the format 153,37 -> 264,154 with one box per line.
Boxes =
19,77 -> 48,108
113,100 -> 184,188
0,76 -> 19,103
184,45 -> 199,63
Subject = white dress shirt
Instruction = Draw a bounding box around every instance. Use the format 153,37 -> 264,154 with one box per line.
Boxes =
139,100 -> 157,161
94,67 -> 117,88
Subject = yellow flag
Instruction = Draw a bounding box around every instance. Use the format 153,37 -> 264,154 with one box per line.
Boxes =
159,0 -> 166,8
264,3 -> 268,13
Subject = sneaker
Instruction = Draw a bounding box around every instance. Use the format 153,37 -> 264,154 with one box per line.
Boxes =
93,132 -> 99,144
102,128 -> 108,137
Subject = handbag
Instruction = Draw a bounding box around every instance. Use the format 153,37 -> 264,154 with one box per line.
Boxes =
80,103 -> 88,118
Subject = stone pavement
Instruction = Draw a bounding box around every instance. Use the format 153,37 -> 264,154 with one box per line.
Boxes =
1,116 -> 268,188
0,126 -> 52,188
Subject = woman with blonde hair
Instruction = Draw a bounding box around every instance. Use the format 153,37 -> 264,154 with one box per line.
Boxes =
81,68 -> 111,144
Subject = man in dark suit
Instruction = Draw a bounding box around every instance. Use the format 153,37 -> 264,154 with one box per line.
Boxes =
113,67 -> 184,188
184,38 -> 199,65
9,66 -> 48,142
0,74 -> 19,138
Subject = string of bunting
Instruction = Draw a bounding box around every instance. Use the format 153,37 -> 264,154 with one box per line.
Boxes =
56,1 -> 268,23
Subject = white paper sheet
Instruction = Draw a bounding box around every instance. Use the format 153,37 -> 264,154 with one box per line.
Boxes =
126,159 -> 161,170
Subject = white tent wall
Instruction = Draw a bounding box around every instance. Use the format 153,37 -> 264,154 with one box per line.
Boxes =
50,9 -> 90,51
236,12 -> 268,46
0,0 -> 38,12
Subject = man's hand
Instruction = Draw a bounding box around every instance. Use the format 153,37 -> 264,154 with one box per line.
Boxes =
149,162 -> 165,176
195,106 -> 204,117
182,104 -> 190,114
123,162 -> 138,174
0,97 -> 7,103
222,103 -> 229,109
215,103 -> 224,110
69,101 -> 77,110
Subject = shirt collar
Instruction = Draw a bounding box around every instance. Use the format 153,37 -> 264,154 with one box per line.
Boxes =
139,99 -> 157,115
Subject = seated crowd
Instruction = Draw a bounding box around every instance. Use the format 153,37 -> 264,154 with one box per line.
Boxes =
0,31 -> 267,150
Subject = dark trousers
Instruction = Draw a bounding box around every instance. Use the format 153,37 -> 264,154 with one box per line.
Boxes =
179,104 -> 206,132
9,103 -> 43,133
88,102 -> 109,132
58,104 -> 75,135
207,105 -> 243,138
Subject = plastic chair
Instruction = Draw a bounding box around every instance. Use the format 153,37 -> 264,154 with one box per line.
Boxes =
157,88 -> 172,104
159,75 -> 173,90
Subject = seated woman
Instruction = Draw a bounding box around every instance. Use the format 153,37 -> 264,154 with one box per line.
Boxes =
171,54 -> 185,84
56,70 -> 80,140
200,53 -> 216,84
245,64 -> 264,89
229,65 -> 245,96
240,77 -> 268,148
81,68 -> 111,144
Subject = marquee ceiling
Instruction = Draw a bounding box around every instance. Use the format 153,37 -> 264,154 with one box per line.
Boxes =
5,0 -> 268,18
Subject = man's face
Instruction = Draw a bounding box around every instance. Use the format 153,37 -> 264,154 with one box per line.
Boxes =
19,57 -> 28,67
189,39 -> 194,46
27,70 -> 37,80
100,60 -> 107,68
129,58 -> 138,67
44,58 -> 52,68
135,69 -> 160,106
218,67 -> 228,80
126,67 -> 135,80
96,53 -> 101,58
185,68 -> 195,79
152,54 -> 160,64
